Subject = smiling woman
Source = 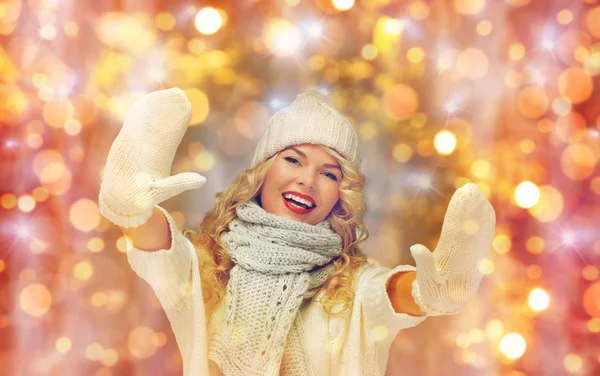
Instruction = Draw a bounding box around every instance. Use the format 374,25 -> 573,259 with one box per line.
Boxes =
259,143 -> 342,225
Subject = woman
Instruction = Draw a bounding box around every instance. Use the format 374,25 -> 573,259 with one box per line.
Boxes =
98,88 -> 496,376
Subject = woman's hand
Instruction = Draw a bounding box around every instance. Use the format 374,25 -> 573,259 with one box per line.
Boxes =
98,88 -> 207,228
410,183 -> 496,316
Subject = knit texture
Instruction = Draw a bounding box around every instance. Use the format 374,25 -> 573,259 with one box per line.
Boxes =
208,199 -> 343,376
98,88 -> 206,228
410,183 -> 496,316
125,206 -> 429,376
251,90 -> 362,170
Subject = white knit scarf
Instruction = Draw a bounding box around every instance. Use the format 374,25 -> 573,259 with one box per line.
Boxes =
208,198 -> 343,376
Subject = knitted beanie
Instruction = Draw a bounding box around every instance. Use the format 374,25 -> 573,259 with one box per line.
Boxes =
250,90 -> 362,170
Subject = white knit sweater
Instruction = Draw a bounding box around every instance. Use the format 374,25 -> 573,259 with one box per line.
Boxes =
126,206 -> 429,376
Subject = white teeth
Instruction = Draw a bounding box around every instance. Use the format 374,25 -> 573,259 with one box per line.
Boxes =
283,193 -> 314,208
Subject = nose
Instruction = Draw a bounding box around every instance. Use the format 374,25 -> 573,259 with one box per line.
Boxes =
296,169 -> 316,189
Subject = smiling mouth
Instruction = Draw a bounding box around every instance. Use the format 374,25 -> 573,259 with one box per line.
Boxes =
281,194 -> 316,213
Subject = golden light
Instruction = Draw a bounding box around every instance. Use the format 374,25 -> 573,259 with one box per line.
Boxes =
558,67 -> 593,104
382,84 -> 419,121
194,7 -> 223,35
69,199 -> 101,232
434,130 -> 457,155
471,159 -> 490,179
509,43 -> 526,60
583,282 -> 600,318
517,86 -> 549,119
332,0 -> 355,11
514,181 -> 540,208
526,236 -> 545,254
528,288 -> 550,311
392,143 -> 413,163
557,9 -> 574,25
74,261 -> 94,281
478,259 -> 494,275
20,283 -> 52,317
499,333 -> 527,360
485,319 -> 505,341
383,18 -> 403,35
528,185 -> 564,222
1,193 -> 17,209
155,12 -> 176,31
582,266 -> 599,281
585,6 -> 600,38
85,343 -> 104,361
0,259 -> 5,273
493,234 -> 512,254
561,143 -> 597,180
564,354 -> 583,373
361,44 -> 378,60
407,47 -> 425,63
183,88 -> 210,126
454,0 -> 485,15
456,48 -> 489,80
18,195 -> 35,212
264,19 -> 302,57
128,327 -> 157,359
552,97 -> 572,116
56,337 -> 72,353
101,348 -> 119,367
476,20 -> 492,36
409,1 -> 429,20
526,265 -> 543,279
588,318 -> 600,333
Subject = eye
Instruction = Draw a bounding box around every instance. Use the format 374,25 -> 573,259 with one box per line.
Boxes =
284,156 -> 299,165
324,172 -> 338,181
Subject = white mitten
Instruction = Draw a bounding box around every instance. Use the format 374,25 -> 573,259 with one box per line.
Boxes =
98,88 -> 207,228
410,183 -> 496,316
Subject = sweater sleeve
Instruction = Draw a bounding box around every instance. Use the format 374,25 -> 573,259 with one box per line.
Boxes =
125,205 -> 210,376
358,261 -> 429,338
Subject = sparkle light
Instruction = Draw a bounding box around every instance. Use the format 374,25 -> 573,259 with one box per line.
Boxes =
514,181 -> 541,208
194,7 -> 223,35
528,288 -> 550,311
499,333 -> 527,359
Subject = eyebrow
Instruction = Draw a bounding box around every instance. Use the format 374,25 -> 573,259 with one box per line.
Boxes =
286,147 -> 342,171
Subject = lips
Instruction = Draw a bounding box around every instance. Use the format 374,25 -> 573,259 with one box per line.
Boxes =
281,194 -> 315,214
282,191 -> 316,206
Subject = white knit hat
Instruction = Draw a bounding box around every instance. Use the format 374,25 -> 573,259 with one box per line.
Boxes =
251,90 -> 362,169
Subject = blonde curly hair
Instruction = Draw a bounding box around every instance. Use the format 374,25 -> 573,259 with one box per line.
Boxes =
182,145 -> 369,316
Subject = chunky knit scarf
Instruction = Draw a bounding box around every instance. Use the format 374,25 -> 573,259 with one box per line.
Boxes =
208,198 -> 343,376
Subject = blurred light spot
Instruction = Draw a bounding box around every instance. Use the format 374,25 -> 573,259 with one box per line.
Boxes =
434,131 -> 457,155
32,187 -> 49,202
332,0 -> 355,11
194,151 -> 215,172
43,98 -> 74,128
392,143 -> 413,164
517,86 -> 548,119
70,199 -> 101,232
20,283 -> 52,317
74,261 -> 93,281
88,237 -> 105,253
493,234 -> 511,254
30,239 -> 49,254
583,282 -> 600,317
471,159 -> 490,180
526,265 -> 542,279
116,236 -> 129,253
528,185 -> 564,222
559,67 -> 593,104
18,195 -> 35,212
485,319 -> 504,340
407,47 -> 425,63
358,121 -> 377,141
585,7 -> 600,38
476,20 -> 492,36
409,1 -> 429,20
561,144 -> 597,180
383,19 -> 403,35
504,70 -> 521,88
309,55 -> 325,70
382,84 -> 418,121
557,9 -> 573,25
564,354 -> 583,373
410,113 -> 427,128
519,139 -> 535,154
56,337 -> 72,353
509,44 -> 526,60
514,181 -> 540,208
361,44 -> 378,60
528,288 -> 550,311
592,176 -> 600,195
537,118 -> 553,133
0,259 -> 5,273
64,21 -> 79,37
39,24 -> 56,40
552,97 -> 572,116
152,332 -> 168,347
264,19 -> 302,57
1,193 -> 17,209
478,259 -> 494,275
526,236 -> 545,254
64,119 -> 81,135
456,48 -> 489,80
194,7 -> 223,35
183,88 -> 210,126
456,333 -> 470,348
499,333 -> 526,359
86,343 -> 104,361
101,348 -> 119,367
416,139 -> 434,157
453,0 -> 485,15
555,112 -> 586,143
582,265 -> 599,281
128,327 -> 157,359
155,12 -> 175,31
469,328 -> 485,343
91,292 -> 108,307
588,318 -> 600,333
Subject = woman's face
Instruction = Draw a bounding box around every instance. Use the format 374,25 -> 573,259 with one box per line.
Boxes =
259,143 -> 342,225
